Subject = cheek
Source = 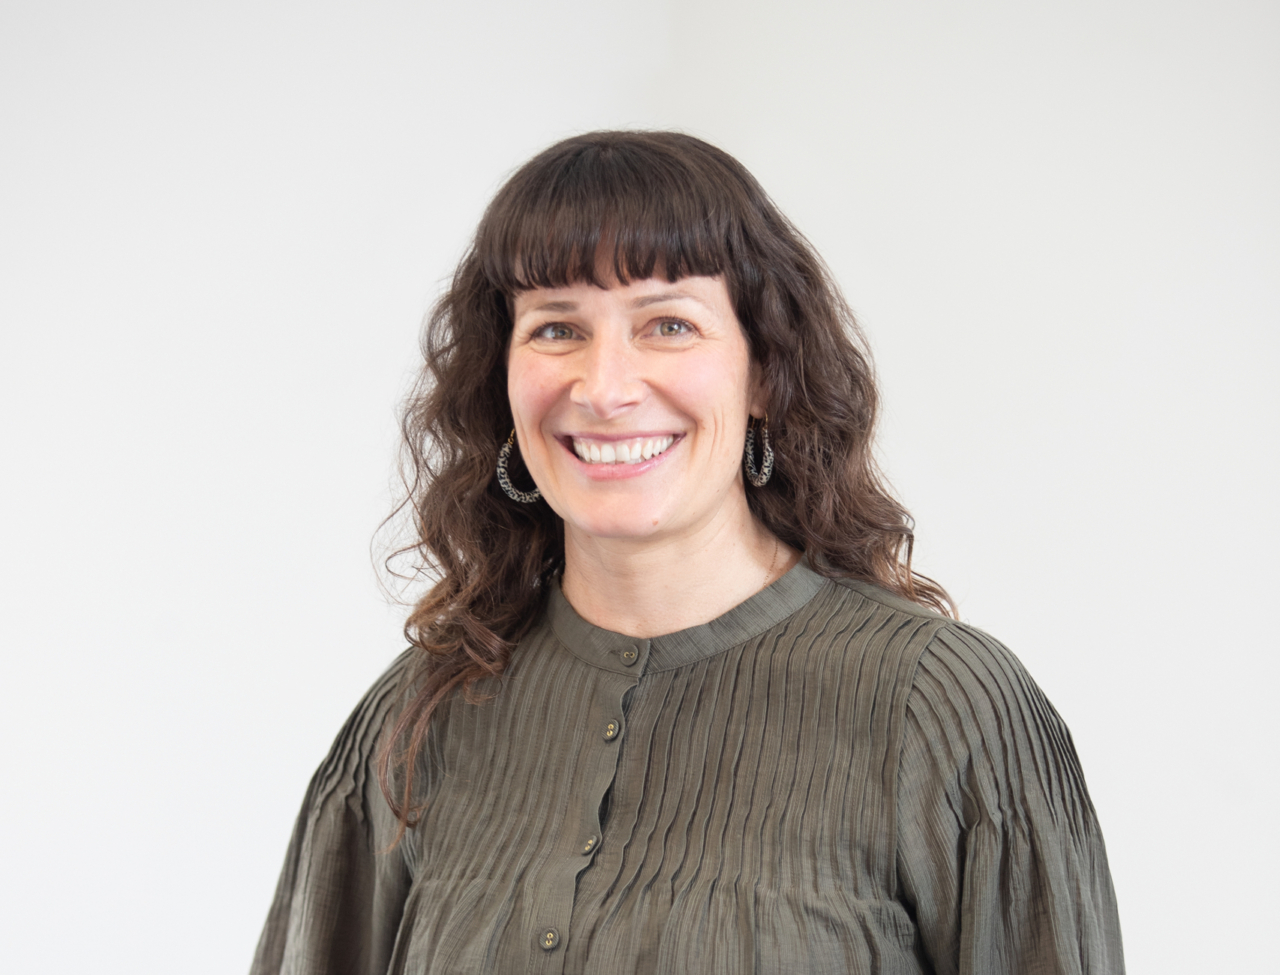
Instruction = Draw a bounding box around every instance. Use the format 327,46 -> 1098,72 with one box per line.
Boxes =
667,352 -> 752,430
507,356 -> 562,424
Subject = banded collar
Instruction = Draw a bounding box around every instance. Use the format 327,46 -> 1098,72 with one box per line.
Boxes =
545,558 -> 828,675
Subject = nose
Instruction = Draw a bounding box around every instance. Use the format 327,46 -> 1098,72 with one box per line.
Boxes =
570,332 -> 645,419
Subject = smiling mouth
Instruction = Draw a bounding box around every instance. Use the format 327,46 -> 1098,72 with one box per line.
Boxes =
569,435 -> 677,466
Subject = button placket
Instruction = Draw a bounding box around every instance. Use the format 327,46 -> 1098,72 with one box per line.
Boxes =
528,637 -> 646,971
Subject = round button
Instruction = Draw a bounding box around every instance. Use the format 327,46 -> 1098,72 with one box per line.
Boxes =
604,720 -> 619,740
621,647 -> 638,666
582,835 -> 599,855
540,928 -> 560,950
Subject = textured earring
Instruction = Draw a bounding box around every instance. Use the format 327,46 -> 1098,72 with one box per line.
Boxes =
744,415 -> 774,487
496,429 -> 541,503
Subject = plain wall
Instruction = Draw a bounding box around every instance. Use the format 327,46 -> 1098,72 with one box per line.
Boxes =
1,1 -> 1276,971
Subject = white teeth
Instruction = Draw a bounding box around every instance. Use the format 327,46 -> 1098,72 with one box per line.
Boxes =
572,435 -> 675,465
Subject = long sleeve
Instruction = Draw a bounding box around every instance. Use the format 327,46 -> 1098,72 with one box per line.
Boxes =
896,625 -> 1124,975
251,652 -> 416,975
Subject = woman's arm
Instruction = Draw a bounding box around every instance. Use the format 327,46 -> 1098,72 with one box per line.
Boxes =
251,651 -> 416,975
896,624 -> 1124,975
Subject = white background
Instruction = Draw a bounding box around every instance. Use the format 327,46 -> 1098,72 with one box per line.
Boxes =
2,1 -> 1276,971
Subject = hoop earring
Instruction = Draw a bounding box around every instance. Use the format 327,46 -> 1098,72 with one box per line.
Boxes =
744,415 -> 774,487
496,429 -> 542,503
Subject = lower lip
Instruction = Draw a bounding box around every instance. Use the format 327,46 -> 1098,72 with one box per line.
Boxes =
562,437 -> 681,480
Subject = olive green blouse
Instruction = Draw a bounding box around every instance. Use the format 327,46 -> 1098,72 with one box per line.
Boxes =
251,561 -> 1123,974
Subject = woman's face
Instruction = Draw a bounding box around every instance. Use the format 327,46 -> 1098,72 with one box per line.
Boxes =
507,274 -> 763,548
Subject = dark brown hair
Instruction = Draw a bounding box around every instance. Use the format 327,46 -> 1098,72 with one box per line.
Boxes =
379,130 -> 953,828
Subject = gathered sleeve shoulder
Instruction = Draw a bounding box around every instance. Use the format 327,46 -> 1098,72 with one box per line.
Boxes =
251,651 -> 418,975
895,623 -> 1124,975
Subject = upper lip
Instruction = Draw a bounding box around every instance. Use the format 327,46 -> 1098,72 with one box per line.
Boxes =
559,431 -> 682,443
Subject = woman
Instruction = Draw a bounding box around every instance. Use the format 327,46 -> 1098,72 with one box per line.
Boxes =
252,131 -> 1123,974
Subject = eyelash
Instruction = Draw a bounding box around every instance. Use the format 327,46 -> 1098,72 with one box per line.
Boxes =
532,323 -> 576,341
655,319 -> 693,337
530,319 -> 694,341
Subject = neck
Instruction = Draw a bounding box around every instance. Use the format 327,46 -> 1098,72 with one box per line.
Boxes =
560,497 -> 799,638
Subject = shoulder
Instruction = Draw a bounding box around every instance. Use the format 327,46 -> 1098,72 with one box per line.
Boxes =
895,615 -> 1097,832
908,618 -> 1067,753
825,575 -> 1049,722
815,575 -> 952,680
829,575 -> 951,622
779,575 -> 954,721
329,647 -> 417,751
303,648 -> 417,821
823,577 -> 1081,793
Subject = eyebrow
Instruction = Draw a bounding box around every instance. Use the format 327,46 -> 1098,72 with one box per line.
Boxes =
525,300 -> 578,313
631,290 -> 708,310
522,291 -> 709,315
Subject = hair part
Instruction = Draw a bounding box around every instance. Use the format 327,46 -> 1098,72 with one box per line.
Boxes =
379,130 -> 953,836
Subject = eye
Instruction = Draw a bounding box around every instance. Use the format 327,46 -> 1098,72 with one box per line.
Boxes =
654,319 -> 694,338
532,323 -> 576,341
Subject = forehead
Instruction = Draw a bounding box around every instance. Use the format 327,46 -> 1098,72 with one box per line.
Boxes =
512,275 -> 732,318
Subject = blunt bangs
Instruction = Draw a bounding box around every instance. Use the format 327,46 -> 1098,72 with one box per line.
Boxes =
475,133 -> 753,295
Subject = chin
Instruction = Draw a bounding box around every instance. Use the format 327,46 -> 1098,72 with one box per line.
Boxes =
561,502 -> 671,543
